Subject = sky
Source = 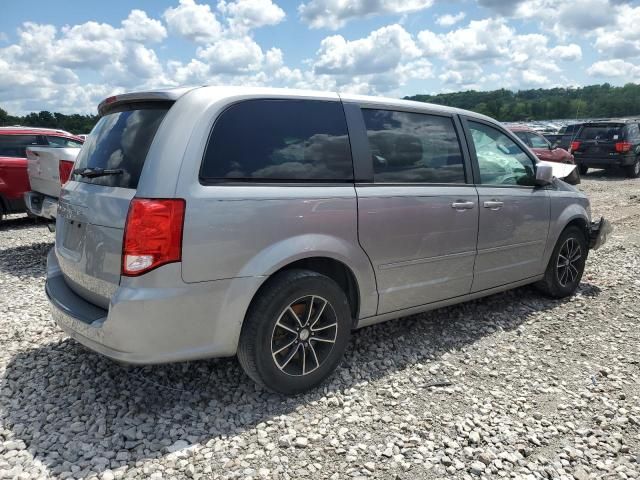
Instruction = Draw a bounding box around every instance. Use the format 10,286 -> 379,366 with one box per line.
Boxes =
1,0 -> 639,115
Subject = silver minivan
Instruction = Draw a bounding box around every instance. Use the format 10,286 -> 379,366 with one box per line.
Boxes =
45,87 -> 610,394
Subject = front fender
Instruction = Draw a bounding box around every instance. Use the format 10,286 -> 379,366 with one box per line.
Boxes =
543,196 -> 591,267
237,234 -> 378,319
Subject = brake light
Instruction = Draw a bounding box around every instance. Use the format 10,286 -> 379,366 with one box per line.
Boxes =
615,141 -> 632,153
58,160 -> 74,185
570,141 -> 581,152
122,198 -> 185,276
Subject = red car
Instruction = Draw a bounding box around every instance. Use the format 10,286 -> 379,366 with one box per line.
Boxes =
509,126 -> 580,184
0,127 -> 83,223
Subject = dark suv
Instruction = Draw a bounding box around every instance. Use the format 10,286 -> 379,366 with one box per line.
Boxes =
571,121 -> 640,177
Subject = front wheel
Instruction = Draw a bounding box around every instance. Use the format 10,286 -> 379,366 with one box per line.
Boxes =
536,226 -> 588,298
624,158 -> 640,178
237,269 -> 352,395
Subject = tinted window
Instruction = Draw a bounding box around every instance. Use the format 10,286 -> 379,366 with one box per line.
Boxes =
528,132 -> 549,149
626,124 -> 640,141
469,122 -> 536,186
579,124 -> 624,141
362,109 -> 465,184
0,135 -> 39,158
47,136 -> 83,148
513,131 -> 530,146
201,100 -> 353,182
72,105 -> 170,189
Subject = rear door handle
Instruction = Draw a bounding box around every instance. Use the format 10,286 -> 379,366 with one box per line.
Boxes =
451,201 -> 475,210
483,200 -> 504,210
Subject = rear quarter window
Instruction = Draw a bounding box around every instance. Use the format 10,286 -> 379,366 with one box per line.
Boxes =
0,135 -> 39,158
200,99 -> 353,183
46,136 -> 84,148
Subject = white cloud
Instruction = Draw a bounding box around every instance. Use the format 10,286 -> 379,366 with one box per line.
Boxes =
587,59 -> 640,78
197,36 -> 265,74
218,0 -> 285,31
308,25 -> 430,94
550,44 -> 582,61
435,12 -> 466,27
299,0 -> 434,30
121,9 -> 167,43
313,25 -> 421,75
593,4 -> 640,59
163,0 -> 223,43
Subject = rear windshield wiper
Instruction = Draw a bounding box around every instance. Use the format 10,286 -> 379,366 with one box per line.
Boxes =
73,167 -> 124,179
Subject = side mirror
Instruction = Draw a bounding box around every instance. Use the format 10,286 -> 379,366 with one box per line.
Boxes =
535,164 -> 553,186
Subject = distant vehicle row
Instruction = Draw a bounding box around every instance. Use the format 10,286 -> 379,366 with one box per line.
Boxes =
0,128 -> 83,223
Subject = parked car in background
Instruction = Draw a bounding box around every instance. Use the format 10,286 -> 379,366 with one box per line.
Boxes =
45,87 -> 610,394
24,133 -> 84,221
543,123 -> 585,151
571,120 -> 640,177
0,129 -> 35,222
510,126 -> 580,185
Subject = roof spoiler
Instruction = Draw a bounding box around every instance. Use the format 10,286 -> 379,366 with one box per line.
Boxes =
97,87 -> 197,116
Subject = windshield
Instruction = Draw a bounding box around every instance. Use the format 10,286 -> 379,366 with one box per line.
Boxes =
72,105 -> 170,188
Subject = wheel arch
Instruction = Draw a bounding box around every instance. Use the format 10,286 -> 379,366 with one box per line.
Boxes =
248,256 -> 363,327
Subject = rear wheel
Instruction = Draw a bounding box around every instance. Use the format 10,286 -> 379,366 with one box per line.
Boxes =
238,269 -> 352,395
578,164 -> 589,175
624,158 -> 640,178
536,226 -> 588,298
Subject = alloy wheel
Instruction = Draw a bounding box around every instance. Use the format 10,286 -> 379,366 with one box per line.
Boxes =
271,295 -> 338,376
556,238 -> 582,287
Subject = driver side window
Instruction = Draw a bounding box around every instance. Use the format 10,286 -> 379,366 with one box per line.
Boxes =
469,122 -> 536,186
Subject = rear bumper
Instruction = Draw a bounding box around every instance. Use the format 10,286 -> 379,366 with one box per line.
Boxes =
577,155 -> 636,168
590,217 -> 612,250
24,191 -> 57,219
46,248 -> 262,364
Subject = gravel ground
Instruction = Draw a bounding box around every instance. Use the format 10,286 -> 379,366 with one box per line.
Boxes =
0,171 -> 638,480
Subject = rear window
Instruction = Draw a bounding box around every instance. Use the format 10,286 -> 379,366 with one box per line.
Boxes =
579,124 -> 624,141
362,109 -> 466,184
200,99 -> 353,183
71,104 -> 170,189
46,136 -> 83,148
0,134 -> 39,158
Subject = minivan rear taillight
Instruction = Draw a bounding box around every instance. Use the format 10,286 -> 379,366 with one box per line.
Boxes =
122,198 -> 185,276
615,141 -> 632,153
59,160 -> 75,185
570,141 -> 581,152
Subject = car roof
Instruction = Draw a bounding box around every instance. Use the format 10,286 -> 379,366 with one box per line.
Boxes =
506,125 -> 536,133
0,126 -> 79,137
97,86 -> 497,123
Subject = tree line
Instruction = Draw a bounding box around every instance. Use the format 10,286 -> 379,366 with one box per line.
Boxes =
2,83 -> 640,132
0,107 -> 98,135
406,83 -> 640,121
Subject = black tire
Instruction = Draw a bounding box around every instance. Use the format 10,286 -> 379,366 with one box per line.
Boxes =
536,226 -> 588,298
578,164 -> 589,175
237,269 -> 352,395
624,158 -> 640,178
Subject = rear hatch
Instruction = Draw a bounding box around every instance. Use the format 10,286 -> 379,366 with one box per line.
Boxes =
55,102 -> 171,308
575,123 -> 625,160
26,146 -> 81,198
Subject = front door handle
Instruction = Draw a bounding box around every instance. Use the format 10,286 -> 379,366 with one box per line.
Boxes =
451,201 -> 475,210
483,200 -> 504,210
